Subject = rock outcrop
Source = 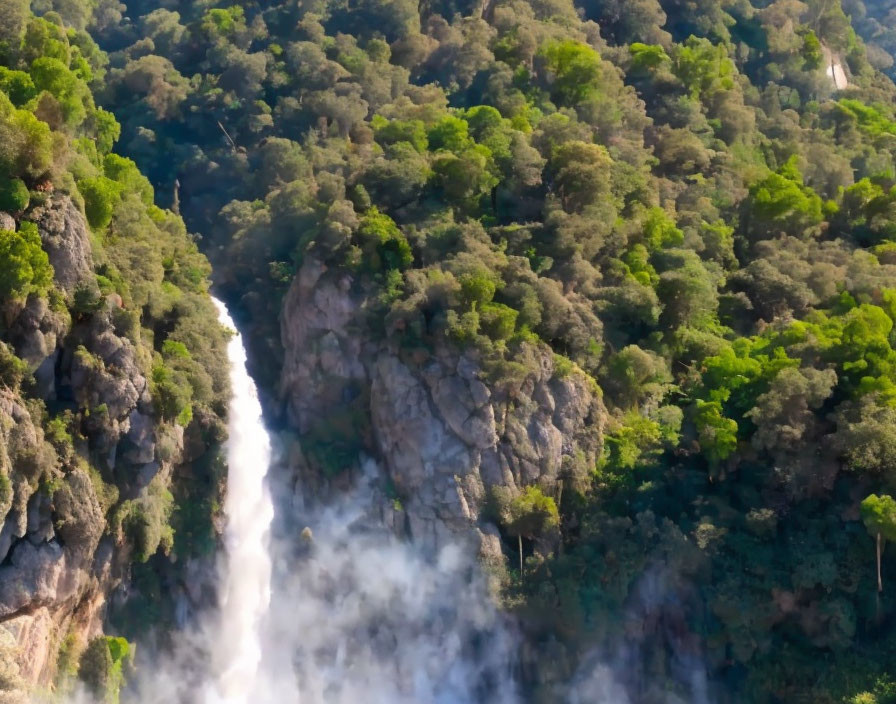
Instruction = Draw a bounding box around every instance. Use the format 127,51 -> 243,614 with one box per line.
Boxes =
0,198 -> 205,695
279,259 -> 607,557
29,196 -> 95,294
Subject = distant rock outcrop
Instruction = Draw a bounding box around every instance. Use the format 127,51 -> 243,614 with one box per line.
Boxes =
279,258 -> 606,561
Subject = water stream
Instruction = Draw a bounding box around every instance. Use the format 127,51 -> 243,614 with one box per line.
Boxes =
203,298 -> 275,704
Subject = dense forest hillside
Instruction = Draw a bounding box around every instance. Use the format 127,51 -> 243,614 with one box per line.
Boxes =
0,3 -> 229,700
75,0 -> 896,701
6,0 -> 896,700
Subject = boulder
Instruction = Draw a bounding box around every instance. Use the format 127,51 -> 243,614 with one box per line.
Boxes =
28,196 -> 94,294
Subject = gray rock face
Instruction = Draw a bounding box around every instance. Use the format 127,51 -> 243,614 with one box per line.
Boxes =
68,310 -> 150,455
279,259 -> 607,554
52,470 -> 105,562
0,212 -> 15,231
0,198 -> 192,696
29,196 -> 94,293
0,542 -> 76,619
7,297 -> 68,383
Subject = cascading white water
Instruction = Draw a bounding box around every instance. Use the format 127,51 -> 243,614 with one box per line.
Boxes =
204,298 -> 275,704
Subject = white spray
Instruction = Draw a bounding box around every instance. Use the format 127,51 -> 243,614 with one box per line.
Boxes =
204,298 -> 275,704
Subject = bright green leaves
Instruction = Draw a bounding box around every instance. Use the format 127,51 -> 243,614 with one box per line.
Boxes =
497,485 -> 560,541
151,363 -> 192,426
78,176 -> 120,229
629,43 -> 671,73
746,156 -> 825,241
673,36 -> 735,99
0,94 -> 57,181
459,268 -> 498,309
686,293 -> 896,471
371,115 -> 428,153
860,493 -> 896,592
427,115 -> 472,152
431,147 -> 498,209
0,66 -> 36,105
370,105 -> 533,214
860,494 -> 896,541
479,302 -> 518,340
694,400 -> 739,463
835,99 -> 896,138
30,56 -> 92,128
152,334 -> 200,427
93,108 -> 121,155
837,177 -> 896,246
356,207 -> 413,272
0,222 -> 52,300
103,154 -> 153,205
118,477 -> 175,565
605,344 -> 672,410
78,154 -> 153,229
200,6 -> 246,39
800,30 -> 823,70
604,412 -> 664,470
20,16 -> 70,66
427,114 -> 500,209
536,40 -> 602,106
77,635 -> 135,704
642,207 -> 684,249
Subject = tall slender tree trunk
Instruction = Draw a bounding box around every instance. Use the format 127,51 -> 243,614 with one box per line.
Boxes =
518,534 -> 523,576
877,532 -> 883,593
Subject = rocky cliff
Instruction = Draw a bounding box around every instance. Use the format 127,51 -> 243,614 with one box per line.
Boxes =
0,197 -> 224,701
278,258 -> 607,565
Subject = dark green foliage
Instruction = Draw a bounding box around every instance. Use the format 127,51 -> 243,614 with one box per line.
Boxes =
0,176 -> 27,211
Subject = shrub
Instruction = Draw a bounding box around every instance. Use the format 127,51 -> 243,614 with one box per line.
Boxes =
0,222 -> 52,299
356,207 -> 413,272
479,302 -> 518,340
0,342 -> 27,388
78,636 -> 133,704
0,177 -> 28,212
78,176 -> 120,229
120,481 -> 174,563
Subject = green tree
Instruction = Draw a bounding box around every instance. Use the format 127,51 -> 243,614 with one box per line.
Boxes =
694,400 -> 738,465
356,207 -> 413,272
78,176 -> 120,229
860,494 -> 896,593
501,486 -> 560,574
0,67 -> 37,106
537,40 -> 602,105
549,141 -> 613,212
0,222 -> 52,299
745,157 -> 825,242
0,177 -> 28,212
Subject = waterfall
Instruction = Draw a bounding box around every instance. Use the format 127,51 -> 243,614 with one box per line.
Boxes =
204,298 -> 275,704
116,297 -> 518,704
